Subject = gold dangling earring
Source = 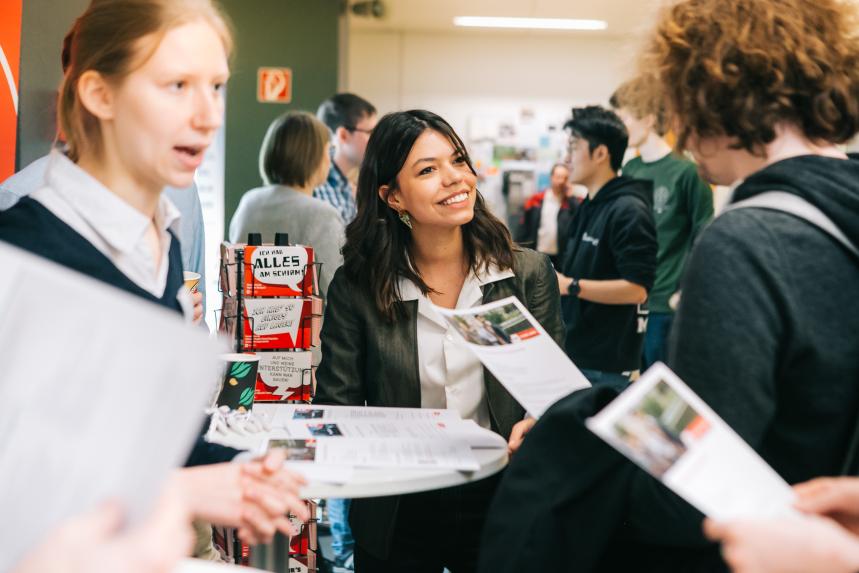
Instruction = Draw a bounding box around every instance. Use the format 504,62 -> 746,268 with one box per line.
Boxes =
399,210 -> 413,229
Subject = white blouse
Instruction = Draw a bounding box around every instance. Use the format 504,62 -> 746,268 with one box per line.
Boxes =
398,265 -> 515,429
30,152 -> 192,317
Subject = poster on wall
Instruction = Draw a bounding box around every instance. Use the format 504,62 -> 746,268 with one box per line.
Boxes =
0,0 -> 22,180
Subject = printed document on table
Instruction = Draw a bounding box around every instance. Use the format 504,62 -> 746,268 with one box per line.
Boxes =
175,558 -> 269,573
435,296 -> 590,417
267,437 -> 480,471
254,403 -> 461,426
281,418 -> 506,448
0,243 -> 224,571
586,362 -> 797,520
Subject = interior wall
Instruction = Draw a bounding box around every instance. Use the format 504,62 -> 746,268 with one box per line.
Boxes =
220,0 -> 341,232
17,0 -> 89,169
348,29 -> 640,136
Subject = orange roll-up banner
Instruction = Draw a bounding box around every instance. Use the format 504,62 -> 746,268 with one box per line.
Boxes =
0,0 -> 23,180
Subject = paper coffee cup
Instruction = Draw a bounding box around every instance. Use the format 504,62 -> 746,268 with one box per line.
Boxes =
183,271 -> 201,293
217,353 -> 259,411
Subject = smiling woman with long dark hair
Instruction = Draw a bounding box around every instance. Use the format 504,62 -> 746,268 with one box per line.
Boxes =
314,109 -> 564,572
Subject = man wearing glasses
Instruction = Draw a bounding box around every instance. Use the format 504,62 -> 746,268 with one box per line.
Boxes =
556,106 -> 657,392
314,93 -> 378,224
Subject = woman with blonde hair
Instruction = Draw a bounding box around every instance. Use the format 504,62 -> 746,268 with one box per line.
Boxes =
0,0 -> 308,568
479,0 -> 859,571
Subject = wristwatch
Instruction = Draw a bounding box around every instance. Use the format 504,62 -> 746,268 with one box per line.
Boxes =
567,278 -> 581,297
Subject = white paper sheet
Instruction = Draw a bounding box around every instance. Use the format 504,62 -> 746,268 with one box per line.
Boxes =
175,559 -> 269,573
281,418 -> 506,449
283,463 -> 356,485
586,362 -> 797,520
253,403 -> 461,425
266,437 -> 480,471
435,296 -> 590,417
0,243 -> 225,570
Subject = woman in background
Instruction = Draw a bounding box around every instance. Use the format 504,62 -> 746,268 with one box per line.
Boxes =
229,111 -> 344,298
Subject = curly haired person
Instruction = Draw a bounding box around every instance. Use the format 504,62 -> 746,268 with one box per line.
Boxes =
479,0 -> 859,571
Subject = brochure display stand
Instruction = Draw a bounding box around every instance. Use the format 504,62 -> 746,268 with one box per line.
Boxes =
217,233 -> 323,572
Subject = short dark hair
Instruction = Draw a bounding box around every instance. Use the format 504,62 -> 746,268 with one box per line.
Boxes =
564,106 -> 628,172
259,111 -> 330,188
316,93 -> 377,133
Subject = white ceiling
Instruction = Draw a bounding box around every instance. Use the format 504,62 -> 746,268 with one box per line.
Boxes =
349,0 -> 665,37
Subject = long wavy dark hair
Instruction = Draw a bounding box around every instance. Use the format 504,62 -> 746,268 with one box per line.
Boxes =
342,110 -> 515,322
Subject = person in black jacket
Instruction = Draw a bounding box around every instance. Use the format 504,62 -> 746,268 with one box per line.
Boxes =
313,109 -> 563,572
480,0 -> 859,572
514,163 -> 578,268
556,106 -> 657,391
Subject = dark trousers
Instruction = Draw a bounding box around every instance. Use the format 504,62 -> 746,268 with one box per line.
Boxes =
354,473 -> 501,573
642,312 -> 674,371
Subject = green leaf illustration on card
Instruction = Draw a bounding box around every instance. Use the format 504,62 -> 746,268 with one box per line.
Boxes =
230,362 -> 253,379
239,387 -> 255,407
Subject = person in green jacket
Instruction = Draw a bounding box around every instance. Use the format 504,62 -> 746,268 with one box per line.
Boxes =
611,78 -> 714,369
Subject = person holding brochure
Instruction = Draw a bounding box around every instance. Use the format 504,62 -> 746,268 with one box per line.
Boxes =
556,106 -> 658,391
314,109 -> 563,572
479,0 -> 859,571
0,27 -> 210,318
0,0 -> 309,557
705,477 -> 859,573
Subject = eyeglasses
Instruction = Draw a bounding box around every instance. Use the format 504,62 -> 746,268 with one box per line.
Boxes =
345,125 -> 374,135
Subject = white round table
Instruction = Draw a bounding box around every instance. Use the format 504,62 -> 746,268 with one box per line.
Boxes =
299,447 -> 509,499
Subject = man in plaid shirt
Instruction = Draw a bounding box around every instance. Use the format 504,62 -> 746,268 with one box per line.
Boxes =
314,93 -> 378,224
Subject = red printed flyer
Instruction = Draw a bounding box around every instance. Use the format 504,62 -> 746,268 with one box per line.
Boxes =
242,298 -> 314,350
243,245 -> 314,297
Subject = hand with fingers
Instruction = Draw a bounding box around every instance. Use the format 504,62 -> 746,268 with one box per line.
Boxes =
794,477 -> 859,536
191,291 -> 204,325
704,514 -> 859,573
174,448 -> 309,545
508,417 -> 536,455
13,481 -> 193,573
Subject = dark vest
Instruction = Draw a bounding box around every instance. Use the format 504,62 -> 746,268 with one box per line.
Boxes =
0,196 -> 238,465
0,197 -> 184,313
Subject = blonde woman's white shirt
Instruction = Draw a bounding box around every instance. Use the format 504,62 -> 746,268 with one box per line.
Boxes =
30,152 -> 193,318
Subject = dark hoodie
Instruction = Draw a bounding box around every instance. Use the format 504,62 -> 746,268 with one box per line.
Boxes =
669,154 -> 859,484
561,176 -> 657,373
478,156 -> 859,573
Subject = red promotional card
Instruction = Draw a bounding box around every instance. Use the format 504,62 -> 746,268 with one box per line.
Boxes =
243,245 -> 314,297
242,298 -> 315,350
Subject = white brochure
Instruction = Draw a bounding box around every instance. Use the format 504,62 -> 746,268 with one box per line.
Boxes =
256,350 -> 312,392
281,418 -> 506,449
0,243 -> 224,571
435,296 -> 590,417
586,362 -> 797,520
266,437 -> 480,471
254,403 -> 461,425
175,559 -> 270,573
